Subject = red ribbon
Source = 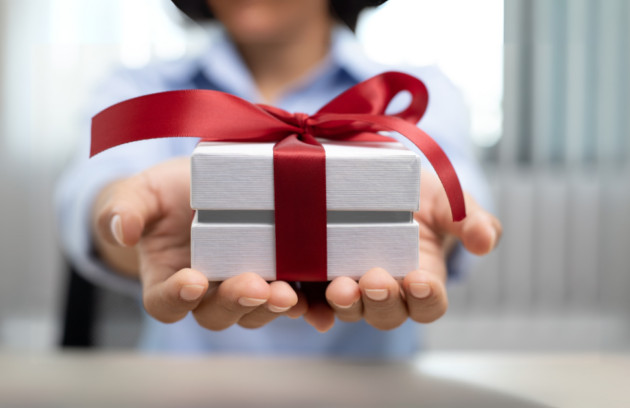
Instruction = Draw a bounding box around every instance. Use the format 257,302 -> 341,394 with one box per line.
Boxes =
91,71 -> 466,282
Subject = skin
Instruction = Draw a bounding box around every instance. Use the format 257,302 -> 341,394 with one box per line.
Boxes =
92,0 -> 502,332
207,0 -> 332,102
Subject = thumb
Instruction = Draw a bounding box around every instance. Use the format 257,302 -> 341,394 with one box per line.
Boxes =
94,174 -> 161,248
430,191 -> 502,256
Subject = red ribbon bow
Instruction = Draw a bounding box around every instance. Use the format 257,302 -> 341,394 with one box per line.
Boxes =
91,71 -> 465,282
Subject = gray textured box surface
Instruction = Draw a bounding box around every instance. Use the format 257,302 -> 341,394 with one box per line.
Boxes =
191,214 -> 419,281
191,141 -> 420,211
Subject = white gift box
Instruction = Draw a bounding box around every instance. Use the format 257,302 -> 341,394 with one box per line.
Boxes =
191,141 -> 421,281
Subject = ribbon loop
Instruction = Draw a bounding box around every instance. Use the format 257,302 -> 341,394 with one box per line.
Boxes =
317,72 -> 428,124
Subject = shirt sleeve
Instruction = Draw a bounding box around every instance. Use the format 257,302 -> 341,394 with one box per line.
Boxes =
54,69 -> 196,295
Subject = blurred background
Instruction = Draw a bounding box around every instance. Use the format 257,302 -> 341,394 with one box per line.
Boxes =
0,0 -> 628,352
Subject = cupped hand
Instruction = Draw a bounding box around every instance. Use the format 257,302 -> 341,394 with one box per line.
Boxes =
92,158 -> 307,330
303,170 -> 502,332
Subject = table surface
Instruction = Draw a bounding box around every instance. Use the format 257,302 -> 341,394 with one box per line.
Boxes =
0,351 -> 628,408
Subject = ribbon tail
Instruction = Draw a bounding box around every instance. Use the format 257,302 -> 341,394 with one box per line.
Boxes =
90,90 -> 301,157
371,117 -> 466,221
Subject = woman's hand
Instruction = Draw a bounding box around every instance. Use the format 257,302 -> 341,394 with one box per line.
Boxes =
92,158 -> 307,330
305,170 -> 502,332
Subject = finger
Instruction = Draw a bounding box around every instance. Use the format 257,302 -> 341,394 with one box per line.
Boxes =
141,268 -> 209,323
326,277 -> 362,322
359,268 -> 408,330
94,174 -> 161,248
191,272 -> 271,331
286,290 -> 308,319
237,281 -> 298,329
303,302 -> 335,333
431,191 -> 502,255
402,269 -> 448,323
94,158 -> 191,248
301,282 -> 335,333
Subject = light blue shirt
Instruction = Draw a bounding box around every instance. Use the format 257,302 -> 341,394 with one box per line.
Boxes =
55,27 -> 490,357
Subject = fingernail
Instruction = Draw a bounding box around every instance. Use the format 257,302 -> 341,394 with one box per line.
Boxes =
488,226 -> 498,249
267,304 -> 291,313
110,214 -> 125,246
179,285 -> 205,301
332,301 -> 355,309
409,283 -> 432,299
238,297 -> 267,307
364,289 -> 388,301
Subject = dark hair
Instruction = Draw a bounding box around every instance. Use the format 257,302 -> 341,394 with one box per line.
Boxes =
171,0 -> 388,32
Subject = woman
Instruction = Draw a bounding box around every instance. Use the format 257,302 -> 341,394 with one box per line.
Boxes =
56,0 -> 501,356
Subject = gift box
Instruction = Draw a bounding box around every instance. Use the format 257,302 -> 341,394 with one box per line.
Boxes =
191,141 -> 420,281
90,71 -> 466,283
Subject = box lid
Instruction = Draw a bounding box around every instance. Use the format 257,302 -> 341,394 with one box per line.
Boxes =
191,141 -> 420,211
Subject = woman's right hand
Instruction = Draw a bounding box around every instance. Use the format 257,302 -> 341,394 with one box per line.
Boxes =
91,158 -> 307,330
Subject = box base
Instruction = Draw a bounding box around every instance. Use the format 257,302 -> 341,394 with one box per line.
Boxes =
191,217 -> 419,281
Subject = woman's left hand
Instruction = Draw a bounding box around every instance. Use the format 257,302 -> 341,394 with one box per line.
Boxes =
301,170 -> 502,332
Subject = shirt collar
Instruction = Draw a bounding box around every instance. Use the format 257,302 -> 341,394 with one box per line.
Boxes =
197,29 -> 261,100
329,26 -> 390,81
